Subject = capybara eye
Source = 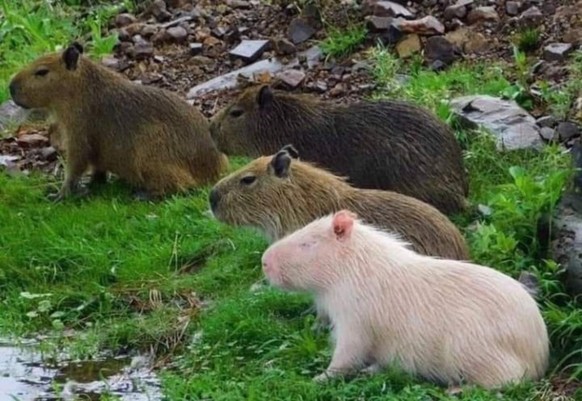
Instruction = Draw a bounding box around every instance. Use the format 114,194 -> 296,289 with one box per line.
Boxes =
229,108 -> 244,118
35,68 -> 49,77
240,175 -> 256,185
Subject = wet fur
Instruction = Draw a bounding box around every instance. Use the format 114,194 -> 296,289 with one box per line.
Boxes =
10,43 -> 228,199
210,149 -> 470,260
261,211 -> 550,388
210,85 -> 469,215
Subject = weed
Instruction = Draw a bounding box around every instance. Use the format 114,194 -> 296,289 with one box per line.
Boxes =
514,27 -> 541,53
320,24 -> 368,59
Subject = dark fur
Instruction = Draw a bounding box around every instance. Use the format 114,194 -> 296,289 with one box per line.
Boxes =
10,43 -> 228,201
209,85 -> 469,215
210,146 -> 470,261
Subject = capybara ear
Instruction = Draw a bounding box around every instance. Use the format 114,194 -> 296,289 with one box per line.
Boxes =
332,210 -> 357,240
257,85 -> 274,109
71,41 -> 84,54
63,43 -> 82,70
280,144 -> 299,159
268,149 -> 292,178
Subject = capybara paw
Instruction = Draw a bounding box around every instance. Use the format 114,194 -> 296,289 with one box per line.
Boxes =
132,189 -> 157,202
313,372 -> 331,384
360,364 -> 382,375
89,171 -> 108,187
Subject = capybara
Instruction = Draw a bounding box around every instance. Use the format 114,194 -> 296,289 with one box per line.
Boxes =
261,210 -> 550,389
209,145 -> 470,261
9,42 -> 228,201
209,84 -> 469,215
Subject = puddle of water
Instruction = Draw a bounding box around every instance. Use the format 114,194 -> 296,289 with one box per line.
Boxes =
0,339 -> 163,401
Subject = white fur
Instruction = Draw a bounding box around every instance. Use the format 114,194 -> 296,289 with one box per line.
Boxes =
261,213 -> 550,389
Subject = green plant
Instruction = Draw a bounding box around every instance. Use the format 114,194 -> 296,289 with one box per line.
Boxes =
514,28 -> 541,53
320,24 -> 368,59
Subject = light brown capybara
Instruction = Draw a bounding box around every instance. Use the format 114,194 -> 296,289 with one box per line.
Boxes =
209,84 -> 469,215
209,144 -> 470,261
261,210 -> 550,389
9,42 -> 228,201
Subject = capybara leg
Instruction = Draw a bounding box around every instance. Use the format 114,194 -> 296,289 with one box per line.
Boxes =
360,363 -> 383,376
49,154 -> 89,202
131,188 -> 161,202
89,170 -> 108,186
314,330 -> 370,383
141,166 -> 197,198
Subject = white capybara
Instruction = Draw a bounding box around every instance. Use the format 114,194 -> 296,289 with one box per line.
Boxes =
260,210 -> 550,389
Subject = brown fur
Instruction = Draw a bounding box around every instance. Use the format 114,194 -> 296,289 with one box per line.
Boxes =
9,42 -> 228,200
209,85 -> 469,215
209,146 -> 470,261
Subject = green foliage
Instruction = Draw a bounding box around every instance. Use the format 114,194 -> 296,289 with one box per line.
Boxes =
0,0 -> 129,103
513,28 -> 541,53
320,24 -> 368,59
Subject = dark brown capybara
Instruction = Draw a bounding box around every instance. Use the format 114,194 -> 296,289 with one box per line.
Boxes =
209,84 -> 469,215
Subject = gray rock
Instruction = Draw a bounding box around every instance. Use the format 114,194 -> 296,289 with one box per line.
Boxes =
187,46 -> 322,99
398,15 -> 445,35
288,17 -> 316,45
536,115 -> 558,128
444,0 -> 473,20
276,69 -> 306,89
130,41 -> 154,60
556,121 -> 581,141
518,6 -> 543,28
540,127 -> 557,142
467,6 -> 499,25
423,36 -> 461,67
150,0 -> 172,22
366,16 -> 393,32
0,100 -> 32,132
449,95 -> 544,151
229,39 -> 270,62
189,43 -> 203,56
364,1 -> 414,18
273,37 -> 297,55
160,15 -> 193,30
114,13 -> 137,28
543,43 -> 574,62
505,1 -> 521,16
101,56 -> 121,70
551,190 -> 582,298
166,26 -> 188,43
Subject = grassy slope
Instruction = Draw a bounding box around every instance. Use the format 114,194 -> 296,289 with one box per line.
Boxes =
1,6 -> 582,401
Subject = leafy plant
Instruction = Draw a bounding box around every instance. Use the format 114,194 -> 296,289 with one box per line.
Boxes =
320,24 -> 368,59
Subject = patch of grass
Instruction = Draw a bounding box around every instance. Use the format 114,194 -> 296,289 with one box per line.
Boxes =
513,27 -> 541,53
0,0 -> 131,103
320,24 -> 368,59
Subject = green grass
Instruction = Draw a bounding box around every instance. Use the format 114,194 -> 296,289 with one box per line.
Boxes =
1,3 -> 582,401
320,24 -> 368,59
0,0 -> 131,104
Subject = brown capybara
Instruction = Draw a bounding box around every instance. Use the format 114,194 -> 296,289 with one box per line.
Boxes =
9,42 -> 228,201
209,84 -> 469,215
261,210 -> 550,388
208,145 -> 470,261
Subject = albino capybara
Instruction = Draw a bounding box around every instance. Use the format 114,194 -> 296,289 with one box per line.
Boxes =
209,84 -> 469,215
209,145 -> 470,261
9,42 -> 228,201
261,210 -> 550,389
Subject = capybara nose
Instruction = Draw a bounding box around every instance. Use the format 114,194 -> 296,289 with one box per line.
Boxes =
208,188 -> 220,211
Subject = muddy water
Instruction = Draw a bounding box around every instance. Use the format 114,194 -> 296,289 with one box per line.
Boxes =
0,338 -> 163,400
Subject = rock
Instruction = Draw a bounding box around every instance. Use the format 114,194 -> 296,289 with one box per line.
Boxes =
166,26 -> 188,43
40,146 -> 57,161
556,122 -> 581,141
505,1 -> 521,16
114,13 -> 137,28
150,0 -> 172,22
16,133 -> 49,147
536,115 -> 558,128
551,190 -> 582,298
130,41 -> 154,60
449,95 -> 544,151
101,56 -> 120,70
161,15 -> 193,29
288,17 -> 316,44
226,0 -> 251,9
366,16 -> 393,32
0,100 -> 34,132
398,16 -> 445,36
276,69 -> 306,89
378,21 -> 405,44
189,43 -> 203,56
395,34 -> 421,58
539,127 -> 557,142
464,33 -> 490,54
363,1 -> 414,18
187,46 -> 322,99
466,6 -> 499,25
518,271 -> 539,298
229,39 -> 270,62
518,6 -> 543,28
575,97 -> 582,123
543,43 -> 574,62
141,25 -> 157,38
424,36 -> 460,67
273,37 -> 297,55
443,0 -> 473,20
